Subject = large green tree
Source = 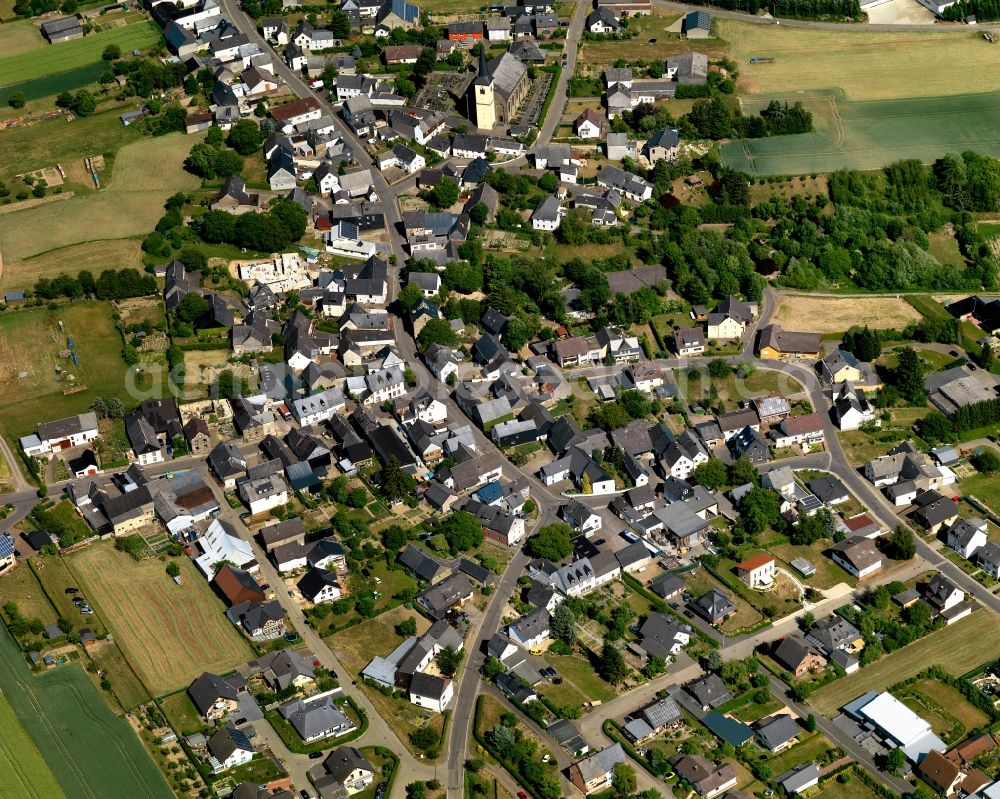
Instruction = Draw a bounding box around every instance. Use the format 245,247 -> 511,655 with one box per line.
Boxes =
526,523 -> 573,561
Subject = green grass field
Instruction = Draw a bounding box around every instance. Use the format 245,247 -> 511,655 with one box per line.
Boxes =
87,640 -> 151,711
0,302 -> 130,437
722,91 -> 1000,175
70,544 -> 252,696
0,622 -> 173,799
0,131 -> 199,263
0,19 -> 45,57
0,690 -> 66,799
0,22 -> 161,87
809,611 -> 996,716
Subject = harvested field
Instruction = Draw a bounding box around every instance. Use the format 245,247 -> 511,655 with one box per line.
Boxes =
721,21 -> 994,102
774,295 -> 923,334
809,611 -> 996,716
0,20 -> 44,58
0,239 -> 143,293
70,543 -> 251,696
0,132 -> 200,262
578,11 -> 712,65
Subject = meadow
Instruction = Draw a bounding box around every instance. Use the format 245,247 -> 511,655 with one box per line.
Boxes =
0,19 -> 46,57
0,132 -> 199,262
809,611 -> 996,716
774,295 -> 923,334
0,622 -> 173,799
0,302 -> 131,437
0,239 -> 144,294
70,544 -> 252,696
0,690 -> 66,799
718,21 -> 1000,175
0,21 -> 161,87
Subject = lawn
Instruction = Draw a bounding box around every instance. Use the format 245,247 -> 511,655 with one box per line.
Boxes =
0,21 -> 162,86
0,239 -> 144,293
0,560 -> 58,628
683,567 -> 764,633
0,302 -> 131,438
316,561 -> 419,636
70,543 -> 252,696
813,773 -> 882,799
774,296 -> 922,335
87,639 -> 151,712
763,733 -> 833,774
579,10 -> 720,65
0,132 -> 200,262
0,19 -> 44,57
897,677 -> 989,745
767,542 -> 856,591
720,689 -> 783,723
32,551 -> 110,637
809,611 -> 997,717
678,367 -> 799,409
161,690 -> 208,737
0,622 -> 173,799
538,649 -> 617,708
0,689 -> 67,799
958,471 -> 1000,519
837,429 -> 893,468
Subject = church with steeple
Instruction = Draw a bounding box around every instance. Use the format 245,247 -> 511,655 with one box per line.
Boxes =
463,48 -> 530,131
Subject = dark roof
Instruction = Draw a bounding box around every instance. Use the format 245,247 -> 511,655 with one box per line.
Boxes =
189,671 -> 241,716
399,544 -> 443,581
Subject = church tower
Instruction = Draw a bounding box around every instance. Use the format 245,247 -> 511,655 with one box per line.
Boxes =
473,49 -> 496,131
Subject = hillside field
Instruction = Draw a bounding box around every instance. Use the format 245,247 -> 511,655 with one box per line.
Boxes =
0,132 -> 199,263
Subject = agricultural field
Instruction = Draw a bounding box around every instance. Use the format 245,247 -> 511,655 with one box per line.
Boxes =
0,560 -> 58,625
0,239 -> 144,294
809,610 -> 996,716
0,132 -> 200,263
0,19 -> 45,58
0,302 -> 130,437
0,622 -> 173,799
773,295 -> 923,335
0,690 -> 66,799
0,21 -> 161,87
70,544 -> 252,696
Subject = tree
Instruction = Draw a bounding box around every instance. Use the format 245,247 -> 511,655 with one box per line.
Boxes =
805,713 -> 817,733
892,347 -> 927,404
611,763 -> 636,798
379,456 -> 414,502
550,603 -> 576,645
175,292 -> 209,323
417,318 -> 459,350
971,448 -> 1000,474
166,560 -> 181,578
438,511 -> 483,552
918,411 -> 956,444
429,177 -> 460,210
884,747 -> 906,775
538,171 -> 558,191
8,92 -> 26,109
399,282 -> 424,311
978,342 -> 995,370
102,43 -> 121,60
482,656 -> 505,682
216,369 -> 236,400
728,455 -> 760,487
597,643 -> 629,684
227,119 -> 264,155
693,458 -> 727,489
708,358 -> 731,378
383,525 -> 408,551
527,523 -> 573,561
397,616 -> 417,636
885,525 -> 916,560
905,599 -> 932,628
437,645 -> 463,676
469,202 -> 489,225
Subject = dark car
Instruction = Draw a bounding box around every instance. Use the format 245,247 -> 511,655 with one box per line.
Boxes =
648,37 -> 656,43
950,350 -> 959,357
669,601 -> 680,609
64,587 -> 79,594
234,717 -> 247,725
683,609 -> 695,619
594,538 -> 606,546
309,751 -> 324,759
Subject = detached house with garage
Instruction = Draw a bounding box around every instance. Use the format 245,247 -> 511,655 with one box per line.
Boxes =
19,412 -> 100,459
830,536 -> 882,579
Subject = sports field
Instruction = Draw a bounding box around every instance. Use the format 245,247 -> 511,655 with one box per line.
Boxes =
71,544 -> 252,696
0,22 -> 161,86
0,302 -> 130,437
809,611 -> 995,716
0,239 -> 144,293
0,623 -> 173,799
774,295 -> 923,334
718,21 -> 1000,174
0,132 -> 199,262
0,690 -> 65,799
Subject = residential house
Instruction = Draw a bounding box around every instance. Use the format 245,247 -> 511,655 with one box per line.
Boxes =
776,764 -> 821,796
278,695 -> 354,742
773,637 -> 827,678
833,382 -> 877,430
505,606 -> 550,649
736,554 -> 775,588
297,566 -> 342,604
754,715 -> 800,753
672,327 -> 705,357
324,747 -> 375,795
756,325 -> 821,360
685,673 -> 731,710
671,756 -> 738,799
568,744 -> 628,795
207,727 -> 255,772
574,108 -> 605,139
189,672 -> 244,720
917,750 -> 965,797
691,589 -> 736,625
772,412 -> 826,449
637,612 -> 690,659
830,536 -> 882,579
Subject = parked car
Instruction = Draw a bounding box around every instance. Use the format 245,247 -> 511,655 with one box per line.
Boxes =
309,751 -> 324,759
683,609 -> 694,619
64,587 -> 79,594
669,602 -> 680,609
